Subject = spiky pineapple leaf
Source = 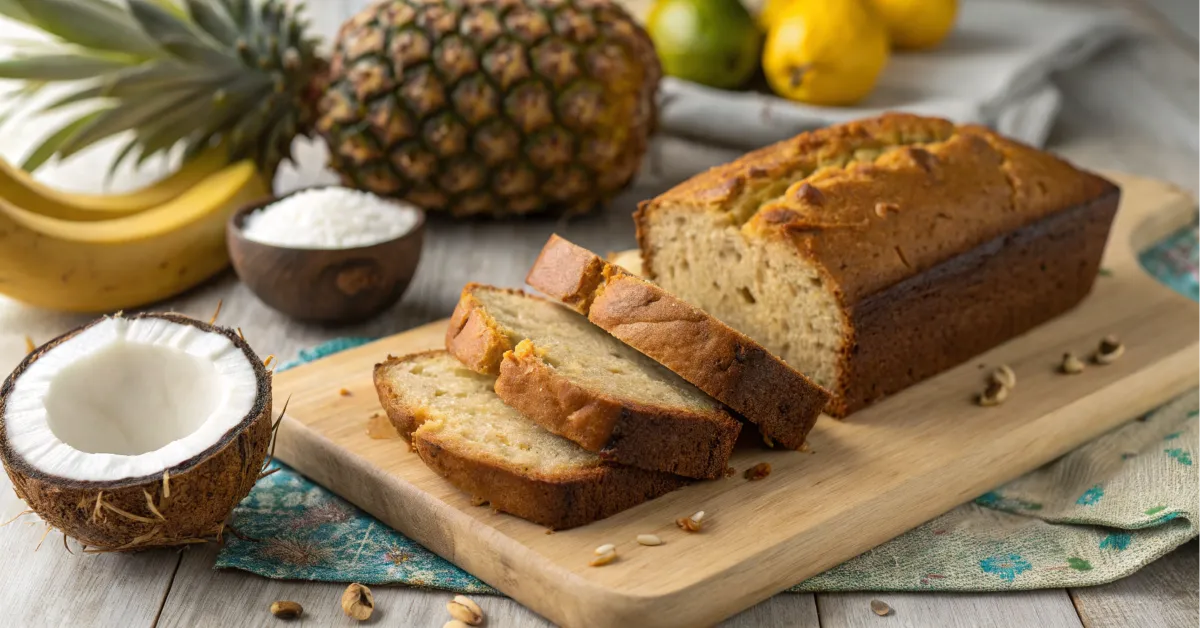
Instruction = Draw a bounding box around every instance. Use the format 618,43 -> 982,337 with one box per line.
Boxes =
0,80 -> 46,130
12,0 -> 163,59
107,135 -> 143,180
21,109 -> 106,171
181,72 -> 272,158
41,61 -> 228,112
0,0 -> 34,24
0,54 -> 135,81
128,0 -> 238,69
134,93 -> 222,165
185,0 -> 240,47
57,90 -> 200,160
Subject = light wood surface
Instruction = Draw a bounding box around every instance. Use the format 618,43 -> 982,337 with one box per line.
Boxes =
816,590 -> 1085,628
265,172 -> 1198,627
0,0 -> 1196,626
1069,538 -> 1200,628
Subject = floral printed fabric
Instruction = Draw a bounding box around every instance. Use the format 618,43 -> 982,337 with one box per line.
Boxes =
216,227 -> 1199,593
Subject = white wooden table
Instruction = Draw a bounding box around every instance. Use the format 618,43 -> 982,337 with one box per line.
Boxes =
0,0 -> 1196,625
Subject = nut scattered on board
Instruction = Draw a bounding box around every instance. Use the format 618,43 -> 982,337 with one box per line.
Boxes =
590,545 -> 617,566
637,533 -> 663,546
1094,335 -> 1124,364
870,599 -> 892,616
270,600 -> 303,619
743,462 -> 772,481
991,364 -> 1016,389
977,380 -> 1008,407
446,595 -> 484,626
676,510 -> 705,532
339,388 -> 352,396
341,583 -> 375,621
1060,352 -> 1085,374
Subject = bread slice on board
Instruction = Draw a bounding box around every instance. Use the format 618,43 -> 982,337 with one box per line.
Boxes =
373,351 -> 686,529
526,234 -> 830,450
445,284 -> 741,479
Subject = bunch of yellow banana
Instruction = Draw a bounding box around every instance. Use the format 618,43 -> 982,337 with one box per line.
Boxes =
0,157 -> 269,312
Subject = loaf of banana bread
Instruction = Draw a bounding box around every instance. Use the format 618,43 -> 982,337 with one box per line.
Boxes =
635,113 -> 1120,416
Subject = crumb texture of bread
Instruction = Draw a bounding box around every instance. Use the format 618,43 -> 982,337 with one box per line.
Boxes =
372,351 -> 686,529
527,234 -> 830,449
446,285 -> 741,479
635,113 -> 1120,416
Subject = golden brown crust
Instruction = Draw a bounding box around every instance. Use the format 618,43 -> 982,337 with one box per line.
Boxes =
445,283 -> 514,375
496,340 -> 740,479
447,284 -> 740,479
415,434 -> 686,530
635,113 -> 1121,416
527,235 -> 829,449
373,351 -> 687,529
636,113 -> 957,278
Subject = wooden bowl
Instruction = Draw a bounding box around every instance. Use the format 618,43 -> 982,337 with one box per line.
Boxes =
227,189 -> 425,324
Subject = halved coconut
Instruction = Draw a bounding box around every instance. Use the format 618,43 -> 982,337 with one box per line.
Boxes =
0,313 -> 271,551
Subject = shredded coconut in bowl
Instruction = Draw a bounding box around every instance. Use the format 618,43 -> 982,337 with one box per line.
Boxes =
242,187 -> 421,249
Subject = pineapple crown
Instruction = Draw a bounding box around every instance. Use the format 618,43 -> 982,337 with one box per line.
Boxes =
0,0 -> 326,177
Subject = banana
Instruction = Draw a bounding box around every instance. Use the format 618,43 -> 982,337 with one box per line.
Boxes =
0,161 -> 269,312
0,149 -> 229,221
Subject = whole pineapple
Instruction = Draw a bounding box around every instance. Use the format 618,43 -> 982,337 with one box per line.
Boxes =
0,0 -> 660,218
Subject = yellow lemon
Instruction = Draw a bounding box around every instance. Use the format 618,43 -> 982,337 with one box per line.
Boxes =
762,0 -> 890,106
870,0 -> 957,50
757,0 -> 793,31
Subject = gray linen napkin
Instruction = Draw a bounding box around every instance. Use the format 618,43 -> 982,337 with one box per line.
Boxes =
659,0 -> 1126,149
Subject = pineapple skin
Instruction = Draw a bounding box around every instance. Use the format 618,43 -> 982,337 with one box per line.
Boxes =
317,0 -> 661,218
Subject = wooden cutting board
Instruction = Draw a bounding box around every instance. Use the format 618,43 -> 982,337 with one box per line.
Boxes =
271,172 -> 1198,628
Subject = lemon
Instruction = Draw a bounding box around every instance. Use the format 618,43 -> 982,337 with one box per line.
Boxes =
762,0 -> 890,106
870,0 -> 957,50
757,0 -> 795,30
647,0 -> 762,90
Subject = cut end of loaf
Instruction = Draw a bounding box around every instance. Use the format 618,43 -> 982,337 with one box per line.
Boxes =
639,207 -> 847,402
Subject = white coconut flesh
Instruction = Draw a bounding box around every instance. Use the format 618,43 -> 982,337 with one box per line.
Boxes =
4,316 -> 260,483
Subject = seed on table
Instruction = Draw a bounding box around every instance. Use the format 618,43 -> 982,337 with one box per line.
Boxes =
446,594 -> 483,625
870,599 -> 892,616
590,548 -> 617,566
744,462 -> 772,481
340,583 -> 374,621
1060,352 -> 1085,374
977,380 -> 1008,407
991,364 -> 1016,389
637,534 -> 663,546
270,600 -> 302,619
1094,335 -> 1124,364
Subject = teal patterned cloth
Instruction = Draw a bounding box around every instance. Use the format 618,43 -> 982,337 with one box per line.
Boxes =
216,225 -> 1199,592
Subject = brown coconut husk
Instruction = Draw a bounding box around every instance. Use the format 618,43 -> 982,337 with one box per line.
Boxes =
0,313 -> 273,552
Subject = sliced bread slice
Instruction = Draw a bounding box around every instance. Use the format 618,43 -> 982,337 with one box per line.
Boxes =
373,351 -> 686,529
526,234 -> 830,450
445,284 -> 741,479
